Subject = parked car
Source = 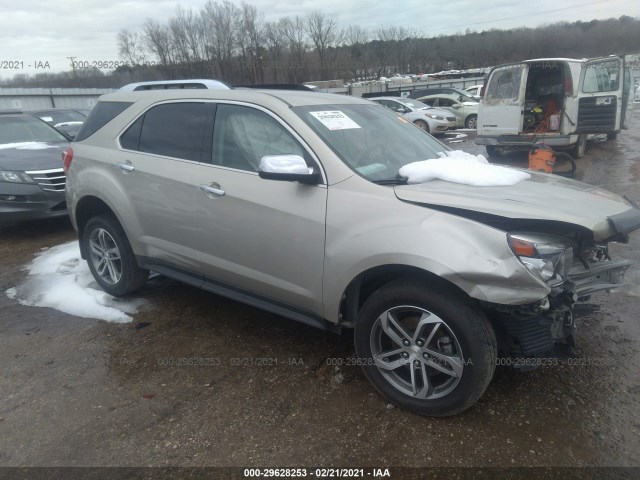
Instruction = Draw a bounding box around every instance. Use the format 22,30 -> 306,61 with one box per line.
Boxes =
0,110 -> 70,224
475,56 -> 636,158
416,93 -> 480,129
465,84 -> 483,99
65,89 -> 640,416
369,96 -> 457,133
29,108 -> 90,139
408,87 -> 478,104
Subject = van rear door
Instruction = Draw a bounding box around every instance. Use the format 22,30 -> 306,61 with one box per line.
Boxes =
577,56 -> 624,133
478,63 -> 527,136
622,54 -> 639,129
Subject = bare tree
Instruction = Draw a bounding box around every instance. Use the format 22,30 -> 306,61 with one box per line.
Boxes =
201,0 -> 239,81
282,16 -> 308,83
305,11 -> 341,79
143,19 -> 175,73
264,19 -> 288,83
117,30 -> 148,66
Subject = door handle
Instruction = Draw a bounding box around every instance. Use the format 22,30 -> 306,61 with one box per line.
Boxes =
199,184 -> 225,197
116,162 -> 135,172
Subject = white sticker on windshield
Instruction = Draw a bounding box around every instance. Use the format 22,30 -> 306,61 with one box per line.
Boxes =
310,111 -> 361,130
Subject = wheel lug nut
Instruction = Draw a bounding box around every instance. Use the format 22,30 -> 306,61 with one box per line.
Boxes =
403,340 -> 410,346
416,340 -> 424,347
402,352 -> 409,359
414,360 -> 420,367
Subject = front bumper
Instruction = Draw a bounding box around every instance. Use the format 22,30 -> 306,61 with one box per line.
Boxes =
0,182 -> 67,225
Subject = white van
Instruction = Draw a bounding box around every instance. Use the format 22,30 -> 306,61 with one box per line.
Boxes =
476,56 -> 637,157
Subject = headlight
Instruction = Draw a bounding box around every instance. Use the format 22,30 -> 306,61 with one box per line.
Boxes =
0,171 -> 34,184
508,233 -> 573,283
424,113 -> 444,120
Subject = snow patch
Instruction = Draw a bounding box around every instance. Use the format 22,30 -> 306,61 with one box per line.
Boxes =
0,142 -> 59,150
5,241 -> 144,323
399,150 -> 531,186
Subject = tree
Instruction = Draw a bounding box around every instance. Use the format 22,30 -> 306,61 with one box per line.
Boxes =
305,11 -> 341,79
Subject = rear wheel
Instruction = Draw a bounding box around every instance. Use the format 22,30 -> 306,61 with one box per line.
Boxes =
485,145 -> 500,158
414,120 -> 430,133
354,279 -> 497,416
83,214 -> 149,297
465,114 -> 477,129
571,133 -> 587,158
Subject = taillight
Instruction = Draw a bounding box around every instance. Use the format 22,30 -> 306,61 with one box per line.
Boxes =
480,84 -> 486,97
62,147 -> 73,173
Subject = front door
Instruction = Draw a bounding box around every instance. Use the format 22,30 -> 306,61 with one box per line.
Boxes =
191,103 -> 327,315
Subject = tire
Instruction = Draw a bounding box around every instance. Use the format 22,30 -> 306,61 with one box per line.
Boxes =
414,120 -> 430,133
485,145 -> 499,158
607,132 -> 618,140
82,214 -> 149,297
465,114 -> 477,129
571,133 -> 587,158
354,279 -> 497,416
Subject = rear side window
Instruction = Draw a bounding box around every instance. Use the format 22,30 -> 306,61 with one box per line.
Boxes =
485,65 -> 525,105
74,101 -> 132,142
135,102 -> 209,162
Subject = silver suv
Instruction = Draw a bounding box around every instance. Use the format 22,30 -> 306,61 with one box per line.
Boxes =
65,88 -> 640,416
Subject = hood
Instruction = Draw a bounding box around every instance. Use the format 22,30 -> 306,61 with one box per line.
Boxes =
0,142 -> 67,171
394,170 -> 640,240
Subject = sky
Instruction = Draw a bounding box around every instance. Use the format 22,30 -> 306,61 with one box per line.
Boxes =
0,0 -> 638,79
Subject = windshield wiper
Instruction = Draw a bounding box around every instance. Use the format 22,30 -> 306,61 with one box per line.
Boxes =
372,174 -> 408,185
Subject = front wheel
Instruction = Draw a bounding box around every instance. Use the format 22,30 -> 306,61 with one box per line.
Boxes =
414,120 -> 430,133
83,214 -> 149,297
354,279 -> 497,416
465,114 -> 477,129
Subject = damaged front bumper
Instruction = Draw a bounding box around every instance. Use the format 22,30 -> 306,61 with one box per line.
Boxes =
486,251 -> 631,369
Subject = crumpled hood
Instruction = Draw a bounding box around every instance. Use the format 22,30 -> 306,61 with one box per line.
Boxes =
394,170 -> 640,239
0,142 -> 67,171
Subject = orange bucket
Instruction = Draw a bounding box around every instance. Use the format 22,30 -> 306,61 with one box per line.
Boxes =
528,144 -> 556,173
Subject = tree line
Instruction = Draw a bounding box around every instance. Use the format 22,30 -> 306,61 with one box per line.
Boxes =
2,5 -> 639,88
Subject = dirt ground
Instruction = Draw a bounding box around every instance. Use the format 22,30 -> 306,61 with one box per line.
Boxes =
1,111 -> 640,475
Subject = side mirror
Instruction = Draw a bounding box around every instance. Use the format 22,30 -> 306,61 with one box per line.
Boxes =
452,104 -> 461,109
258,155 -> 320,184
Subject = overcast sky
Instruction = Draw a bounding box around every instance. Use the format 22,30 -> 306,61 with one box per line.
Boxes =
1,0 -> 638,79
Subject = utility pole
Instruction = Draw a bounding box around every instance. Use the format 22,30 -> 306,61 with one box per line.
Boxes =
67,56 -> 77,85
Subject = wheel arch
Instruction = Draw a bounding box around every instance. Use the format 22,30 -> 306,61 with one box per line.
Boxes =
74,196 -> 122,259
338,264 -> 472,328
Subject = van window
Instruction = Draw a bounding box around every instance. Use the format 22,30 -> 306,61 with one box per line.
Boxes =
582,60 -> 621,93
485,65 -> 525,106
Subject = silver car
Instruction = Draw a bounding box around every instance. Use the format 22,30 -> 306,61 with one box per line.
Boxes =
65,88 -> 640,416
369,97 -> 457,133
417,93 -> 480,129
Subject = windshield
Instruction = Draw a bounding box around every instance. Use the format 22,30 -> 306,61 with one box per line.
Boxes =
0,116 -> 68,144
294,104 -> 448,182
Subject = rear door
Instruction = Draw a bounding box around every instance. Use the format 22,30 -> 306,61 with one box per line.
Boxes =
622,54 -> 640,129
577,56 -> 624,133
477,63 -> 527,136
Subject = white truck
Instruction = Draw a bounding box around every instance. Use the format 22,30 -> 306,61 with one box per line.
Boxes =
475,55 -> 637,157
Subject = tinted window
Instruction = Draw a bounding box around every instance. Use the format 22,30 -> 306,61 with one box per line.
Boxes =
75,101 -> 132,142
138,103 -> 209,162
120,116 -> 143,150
582,60 -> 621,93
212,104 -> 305,172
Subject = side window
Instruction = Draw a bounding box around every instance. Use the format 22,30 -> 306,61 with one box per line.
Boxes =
438,98 -> 455,107
120,116 -> 143,150
419,98 -> 436,107
212,104 -> 306,172
137,102 -> 209,162
583,60 -> 621,93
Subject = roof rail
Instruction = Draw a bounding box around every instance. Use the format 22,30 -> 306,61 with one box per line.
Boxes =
118,79 -> 232,92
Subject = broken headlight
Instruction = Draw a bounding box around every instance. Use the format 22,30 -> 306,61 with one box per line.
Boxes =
508,233 -> 573,284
